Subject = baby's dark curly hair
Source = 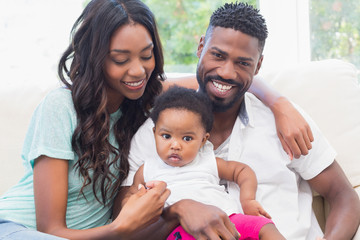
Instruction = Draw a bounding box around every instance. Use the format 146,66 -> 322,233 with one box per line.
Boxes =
150,86 -> 213,133
206,2 -> 268,54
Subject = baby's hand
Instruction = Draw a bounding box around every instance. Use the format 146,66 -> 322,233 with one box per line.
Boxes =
316,237 -> 326,240
241,200 -> 271,219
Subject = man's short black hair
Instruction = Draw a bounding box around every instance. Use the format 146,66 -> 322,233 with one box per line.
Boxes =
150,86 -> 213,132
206,2 -> 268,54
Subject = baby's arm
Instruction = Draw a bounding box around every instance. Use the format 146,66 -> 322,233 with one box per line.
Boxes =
216,157 -> 271,218
120,165 -> 146,207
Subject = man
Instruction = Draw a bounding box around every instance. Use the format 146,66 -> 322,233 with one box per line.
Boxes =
118,2 -> 360,240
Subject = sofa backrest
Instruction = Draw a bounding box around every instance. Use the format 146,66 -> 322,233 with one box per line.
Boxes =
264,59 -> 360,193
0,80 -> 59,194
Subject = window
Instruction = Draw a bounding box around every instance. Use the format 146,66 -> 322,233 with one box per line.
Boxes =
309,0 -> 360,70
257,0 -> 359,81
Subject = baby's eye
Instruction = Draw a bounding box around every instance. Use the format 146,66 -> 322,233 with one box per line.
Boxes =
161,134 -> 171,139
183,136 -> 192,142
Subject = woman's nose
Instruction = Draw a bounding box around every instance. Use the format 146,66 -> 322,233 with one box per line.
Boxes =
128,58 -> 145,77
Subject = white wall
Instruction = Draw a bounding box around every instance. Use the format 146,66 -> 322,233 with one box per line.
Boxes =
0,0 -> 84,86
258,0 -> 311,74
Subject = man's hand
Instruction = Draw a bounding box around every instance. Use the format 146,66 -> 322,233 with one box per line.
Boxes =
164,199 -> 240,240
241,199 -> 271,219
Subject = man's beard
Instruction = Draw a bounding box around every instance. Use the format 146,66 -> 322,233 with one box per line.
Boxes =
196,72 -> 246,112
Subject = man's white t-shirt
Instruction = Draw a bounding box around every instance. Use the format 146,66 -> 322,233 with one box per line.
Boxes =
124,93 -> 336,240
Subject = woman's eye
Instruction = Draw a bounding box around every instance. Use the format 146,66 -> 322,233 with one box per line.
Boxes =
161,134 -> 171,139
142,55 -> 153,60
183,136 -> 192,142
112,58 -> 128,65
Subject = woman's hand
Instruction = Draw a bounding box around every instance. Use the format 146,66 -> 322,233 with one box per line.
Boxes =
111,181 -> 170,236
271,97 -> 314,159
164,199 -> 240,240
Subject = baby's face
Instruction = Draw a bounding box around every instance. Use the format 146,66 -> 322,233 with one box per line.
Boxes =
153,108 -> 209,167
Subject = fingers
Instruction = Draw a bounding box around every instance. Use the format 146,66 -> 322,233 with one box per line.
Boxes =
294,137 -> 308,158
221,218 -> 240,240
146,181 -> 170,200
197,224 -> 239,240
197,231 -> 221,240
279,127 -> 313,159
278,132 -> 293,160
142,181 -> 170,210
258,207 -> 272,219
132,184 -> 147,198
145,180 -> 166,189
307,125 -> 314,142
293,127 -> 313,158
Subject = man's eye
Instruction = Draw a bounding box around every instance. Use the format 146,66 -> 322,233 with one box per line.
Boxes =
183,136 -> 192,141
161,134 -> 171,139
238,61 -> 250,66
213,52 -> 223,59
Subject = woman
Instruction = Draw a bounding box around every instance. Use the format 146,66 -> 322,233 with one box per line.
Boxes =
0,0 -> 169,239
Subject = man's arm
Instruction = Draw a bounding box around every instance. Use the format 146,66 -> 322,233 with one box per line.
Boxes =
308,161 -> 360,240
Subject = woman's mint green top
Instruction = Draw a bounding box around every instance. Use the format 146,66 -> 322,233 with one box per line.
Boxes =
0,87 -> 122,230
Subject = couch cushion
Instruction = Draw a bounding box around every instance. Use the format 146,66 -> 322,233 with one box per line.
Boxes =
0,80 -> 58,195
264,59 -> 360,189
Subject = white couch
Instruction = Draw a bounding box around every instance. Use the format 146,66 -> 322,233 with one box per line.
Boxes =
1,59 -> 359,237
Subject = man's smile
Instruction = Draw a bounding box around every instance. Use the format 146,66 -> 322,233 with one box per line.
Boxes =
212,80 -> 234,93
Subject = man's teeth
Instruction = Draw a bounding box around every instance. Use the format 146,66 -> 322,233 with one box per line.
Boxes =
125,80 -> 143,87
213,81 -> 232,92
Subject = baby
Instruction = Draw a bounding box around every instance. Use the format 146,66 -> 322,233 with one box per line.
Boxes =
128,86 -> 285,240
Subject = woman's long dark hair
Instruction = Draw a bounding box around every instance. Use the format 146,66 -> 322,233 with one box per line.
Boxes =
58,0 -> 164,205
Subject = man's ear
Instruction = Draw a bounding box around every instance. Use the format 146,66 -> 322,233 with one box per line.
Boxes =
152,127 -> 156,134
254,55 -> 263,75
197,35 -> 205,58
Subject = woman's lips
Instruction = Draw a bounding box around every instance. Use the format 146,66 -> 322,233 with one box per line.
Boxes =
122,78 -> 146,90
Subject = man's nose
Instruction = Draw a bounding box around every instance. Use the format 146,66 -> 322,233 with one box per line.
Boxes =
217,61 -> 236,80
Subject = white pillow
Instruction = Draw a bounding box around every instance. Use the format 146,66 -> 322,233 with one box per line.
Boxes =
265,59 -> 360,189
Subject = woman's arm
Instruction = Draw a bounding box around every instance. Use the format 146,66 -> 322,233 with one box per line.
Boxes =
249,75 -> 314,159
162,75 -> 199,92
33,156 -> 169,239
